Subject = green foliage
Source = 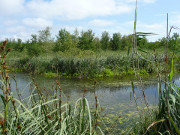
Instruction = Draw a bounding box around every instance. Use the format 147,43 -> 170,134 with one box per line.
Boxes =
110,33 -> 121,51
27,43 -> 42,56
104,68 -> 114,77
169,33 -> 180,51
38,26 -> 52,43
121,35 -> 133,50
2,26 -> 179,78
71,28 -> 79,48
6,48 -> 170,78
137,36 -> 148,48
93,37 -> 101,51
54,29 -> 75,52
78,29 -> 95,50
30,34 -> 38,44
14,39 -> 24,52
154,83 -> 180,134
129,0 -> 180,134
3,28 -> 180,54
0,43 -> 105,134
101,31 -> 110,50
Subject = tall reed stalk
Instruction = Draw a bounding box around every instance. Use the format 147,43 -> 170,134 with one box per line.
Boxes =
0,40 -> 104,135
130,1 -> 180,133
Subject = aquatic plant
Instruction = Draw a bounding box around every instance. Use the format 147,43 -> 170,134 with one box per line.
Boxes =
129,0 -> 180,134
0,41 -> 105,135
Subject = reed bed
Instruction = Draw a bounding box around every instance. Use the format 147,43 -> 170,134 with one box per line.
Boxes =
0,41 -> 105,135
6,49 -> 169,78
128,0 -> 180,134
1,0 -> 180,134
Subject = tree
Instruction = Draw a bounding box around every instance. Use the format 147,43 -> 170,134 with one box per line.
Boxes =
26,34 -> 42,56
54,28 -> 73,52
137,36 -> 148,48
38,27 -> 51,43
121,35 -> 129,50
14,38 -> 24,52
101,31 -> 110,50
72,28 -> 79,47
78,29 -> 95,50
110,33 -> 121,51
30,34 -> 38,44
93,37 -> 101,51
169,33 -> 179,50
159,37 -> 166,48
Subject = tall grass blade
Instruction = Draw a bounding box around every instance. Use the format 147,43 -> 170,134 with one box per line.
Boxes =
168,59 -> 174,81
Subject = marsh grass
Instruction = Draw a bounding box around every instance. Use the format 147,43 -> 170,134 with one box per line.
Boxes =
0,41 -> 107,135
6,49 -> 170,78
129,1 -> 180,134
1,0 -> 180,134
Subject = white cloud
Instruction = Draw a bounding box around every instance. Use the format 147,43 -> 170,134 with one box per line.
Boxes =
23,18 -> 53,28
170,15 -> 180,26
136,22 -> 166,41
2,26 -> 38,41
0,0 -> 25,15
52,25 -> 85,35
3,19 -> 19,26
143,0 -> 156,3
26,0 -> 133,20
0,0 -> 162,41
1,26 -> 31,41
139,23 -> 164,31
89,19 -> 115,27
5,26 -> 26,33
126,0 -> 156,3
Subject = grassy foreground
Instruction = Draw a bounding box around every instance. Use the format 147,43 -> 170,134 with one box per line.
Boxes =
1,38 -> 180,134
1,0 -> 180,133
0,41 -> 105,135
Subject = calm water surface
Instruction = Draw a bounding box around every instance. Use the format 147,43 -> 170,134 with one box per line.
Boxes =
2,73 -> 180,133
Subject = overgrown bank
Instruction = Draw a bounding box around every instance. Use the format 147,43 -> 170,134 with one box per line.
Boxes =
6,49 -> 173,78
2,26 -> 180,78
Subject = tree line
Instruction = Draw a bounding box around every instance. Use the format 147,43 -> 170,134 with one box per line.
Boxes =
3,27 -> 180,56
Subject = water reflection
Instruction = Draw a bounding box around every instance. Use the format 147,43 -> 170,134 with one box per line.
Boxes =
2,73 -> 180,134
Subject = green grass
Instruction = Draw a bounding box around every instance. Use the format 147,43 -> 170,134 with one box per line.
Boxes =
128,0 -> 180,133
6,48 -> 171,78
0,41 -> 106,135
1,0 -> 180,134
129,82 -> 180,135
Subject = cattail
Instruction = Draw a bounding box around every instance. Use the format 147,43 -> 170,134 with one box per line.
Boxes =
6,76 -> 9,80
3,40 -> 7,47
34,83 -> 38,87
83,88 -> 87,93
7,48 -> 11,53
0,46 -> 5,51
3,130 -> 8,133
4,66 -> 7,70
47,115 -> 52,120
101,107 -> 104,111
94,80 -> 97,85
12,99 -> 15,104
6,88 -> 10,92
0,118 -> 4,126
17,125 -> 21,129
83,88 -> 87,97
56,80 -> 60,86
95,123 -> 100,126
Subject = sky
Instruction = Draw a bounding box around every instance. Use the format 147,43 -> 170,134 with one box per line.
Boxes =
1,0 -> 180,42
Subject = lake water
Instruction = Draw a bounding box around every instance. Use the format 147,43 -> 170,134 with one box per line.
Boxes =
2,73 -> 180,134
